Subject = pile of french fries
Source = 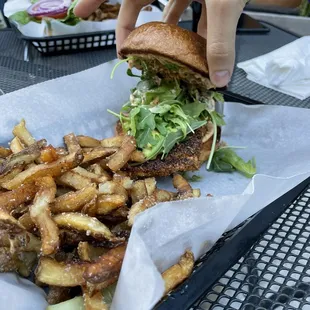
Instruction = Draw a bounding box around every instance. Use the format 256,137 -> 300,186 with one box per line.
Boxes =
0,119 -> 201,308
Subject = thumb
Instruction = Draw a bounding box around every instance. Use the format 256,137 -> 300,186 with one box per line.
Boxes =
206,0 -> 244,88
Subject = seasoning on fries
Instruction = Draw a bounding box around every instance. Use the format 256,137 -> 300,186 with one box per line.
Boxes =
0,119 -> 201,308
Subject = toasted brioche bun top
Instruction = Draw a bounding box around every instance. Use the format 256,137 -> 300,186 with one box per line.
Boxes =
119,22 -> 213,89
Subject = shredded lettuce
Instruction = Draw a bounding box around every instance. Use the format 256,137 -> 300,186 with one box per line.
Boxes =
9,11 -> 39,25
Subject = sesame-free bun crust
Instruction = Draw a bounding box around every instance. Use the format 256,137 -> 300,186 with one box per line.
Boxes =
119,22 -> 209,78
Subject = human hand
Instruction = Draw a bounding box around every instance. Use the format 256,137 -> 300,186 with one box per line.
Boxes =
74,0 -> 247,87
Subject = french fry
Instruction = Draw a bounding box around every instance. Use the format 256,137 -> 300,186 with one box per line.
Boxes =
64,133 -> 81,154
87,164 -> 112,180
77,135 -> 100,148
2,150 -> 84,190
130,178 -> 156,204
100,136 -> 123,148
56,171 -> 93,190
53,213 -> 121,242
83,289 -> 109,310
12,119 -> 36,146
173,174 -> 193,197
162,250 -> 194,295
0,146 -> 11,158
128,189 -> 174,226
112,174 -> 133,190
98,181 -> 128,201
83,244 -> 126,284
18,212 -> 36,232
51,185 -> 97,213
0,167 -> 23,187
17,252 -> 38,277
0,182 -> 38,212
40,145 -> 59,163
81,196 -> 98,216
78,241 -> 108,262
101,206 -> 130,223
9,137 -> 24,153
0,140 -> 46,176
30,176 -> 59,255
35,257 -> 88,286
129,150 -> 146,163
47,286 -> 72,305
74,166 -> 110,183
107,136 -> 136,171
96,194 -> 126,215
0,210 -> 41,252
55,147 -> 68,157
83,147 -> 117,164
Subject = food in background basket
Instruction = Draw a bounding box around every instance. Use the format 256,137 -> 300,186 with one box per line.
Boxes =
109,22 -> 256,179
0,119 -> 198,308
9,0 -> 81,25
84,2 -> 121,22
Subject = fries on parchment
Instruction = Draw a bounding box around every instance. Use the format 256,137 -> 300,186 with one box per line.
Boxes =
0,119 -> 202,308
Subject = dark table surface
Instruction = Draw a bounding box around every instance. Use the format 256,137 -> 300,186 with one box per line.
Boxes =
0,20 -> 309,108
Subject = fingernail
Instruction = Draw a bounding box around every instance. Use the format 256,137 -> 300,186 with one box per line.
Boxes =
212,70 -> 230,87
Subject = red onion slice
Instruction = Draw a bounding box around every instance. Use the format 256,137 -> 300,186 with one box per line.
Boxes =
27,0 -> 71,17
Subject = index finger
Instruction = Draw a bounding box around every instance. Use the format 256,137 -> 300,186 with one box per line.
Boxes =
74,0 -> 107,18
116,1 -> 143,55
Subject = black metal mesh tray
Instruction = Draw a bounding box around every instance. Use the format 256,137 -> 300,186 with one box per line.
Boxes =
156,175 -> 310,310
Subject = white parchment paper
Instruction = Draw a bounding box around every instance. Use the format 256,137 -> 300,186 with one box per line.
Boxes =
0,60 -> 309,310
4,0 -> 162,37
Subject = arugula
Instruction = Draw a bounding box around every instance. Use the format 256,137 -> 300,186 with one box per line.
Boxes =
181,172 -> 202,182
209,147 -> 256,178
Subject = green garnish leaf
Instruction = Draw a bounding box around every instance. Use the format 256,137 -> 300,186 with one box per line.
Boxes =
164,62 -> 180,71
9,11 -> 39,25
182,101 -> 206,118
209,147 -> 256,178
102,283 -> 117,307
163,130 -> 183,156
127,68 -> 141,78
212,92 -> 225,102
137,108 -> 156,130
110,58 -> 132,79
209,111 -> 226,126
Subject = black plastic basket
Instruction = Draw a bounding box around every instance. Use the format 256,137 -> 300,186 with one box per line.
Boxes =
9,21 -> 117,55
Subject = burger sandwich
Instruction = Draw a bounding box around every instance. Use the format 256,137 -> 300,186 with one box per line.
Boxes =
110,22 -> 256,178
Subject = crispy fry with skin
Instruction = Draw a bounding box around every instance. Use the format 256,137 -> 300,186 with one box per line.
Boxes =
18,212 -> 36,232
10,137 -> 24,153
129,150 -> 146,163
99,181 -> 128,201
83,289 -> 109,310
0,147 -> 11,158
56,171 -> 92,190
162,250 -> 194,295
0,210 -> 41,252
53,213 -> 121,242
107,136 -> 136,171
87,163 -> 105,176
128,189 -> 174,226
40,145 -> 59,163
173,174 -> 193,197
47,286 -> 72,305
96,194 -> 126,215
0,167 -> 23,187
51,185 -> 97,213
55,147 -> 68,157
2,150 -> 84,190
12,119 -> 36,146
30,176 -> 59,255
130,178 -> 156,204
74,167 -> 110,183
83,244 -> 126,284
83,147 -> 117,164
35,257 -> 88,286
0,183 -> 38,212
0,140 -> 46,176
77,136 -> 100,148
78,242 -> 108,262
64,133 -> 81,154
112,174 -> 133,190
100,136 -> 123,148
81,196 -> 98,216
